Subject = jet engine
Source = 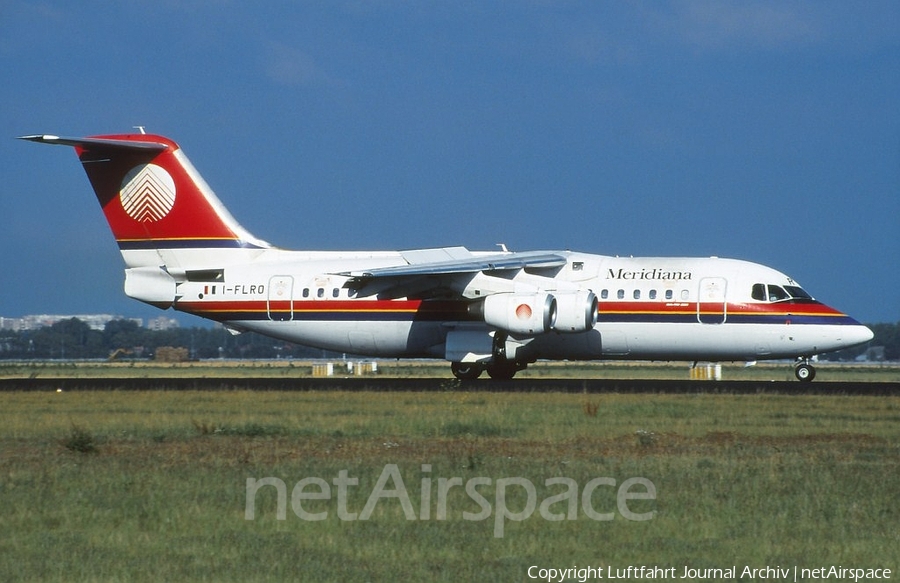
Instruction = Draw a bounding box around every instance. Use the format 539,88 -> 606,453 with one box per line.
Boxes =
477,292 -> 557,335
553,290 -> 598,333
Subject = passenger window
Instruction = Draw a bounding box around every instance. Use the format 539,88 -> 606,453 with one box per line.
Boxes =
317,288 -> 325,298
601,289 -> 609,300
680,289 -> 689,301
332,288 -> 340,298
302,288 -> 310,298
617,289 -> 625,300
633,290 -> 641,300
665,290 -> 673,300
649,290 -> 657,300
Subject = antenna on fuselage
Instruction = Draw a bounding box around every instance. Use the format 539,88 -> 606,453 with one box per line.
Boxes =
133,126 -> 147,135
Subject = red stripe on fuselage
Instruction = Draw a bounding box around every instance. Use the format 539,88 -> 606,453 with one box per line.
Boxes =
600,300 -> 846,317
175,297 -> 851,323
176,299 -> 473,320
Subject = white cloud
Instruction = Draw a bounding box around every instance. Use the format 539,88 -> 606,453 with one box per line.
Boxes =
669,0 -> 821,50
648,0 -> 898,54
263,42 -> 344,88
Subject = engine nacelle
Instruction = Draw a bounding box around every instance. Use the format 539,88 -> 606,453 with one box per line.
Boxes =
553,290 -> 598,333
480,292 -> 557,335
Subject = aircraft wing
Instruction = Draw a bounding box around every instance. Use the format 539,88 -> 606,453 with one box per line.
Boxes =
340,246 -> 568,298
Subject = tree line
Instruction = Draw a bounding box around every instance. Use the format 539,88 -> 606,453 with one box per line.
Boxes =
0,317 -> 897,361
0,318 -> 335,361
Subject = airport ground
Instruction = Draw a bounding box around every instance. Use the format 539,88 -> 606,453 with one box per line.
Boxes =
0,358 -> 898,382
0,361 -> 897,581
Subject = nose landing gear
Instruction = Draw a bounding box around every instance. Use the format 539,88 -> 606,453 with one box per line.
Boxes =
794,359 -> 816,382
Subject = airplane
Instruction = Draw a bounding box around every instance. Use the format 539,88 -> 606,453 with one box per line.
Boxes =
19,132 -> 874,381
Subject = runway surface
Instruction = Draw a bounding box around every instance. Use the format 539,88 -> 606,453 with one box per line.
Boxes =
1,377 -> 897,395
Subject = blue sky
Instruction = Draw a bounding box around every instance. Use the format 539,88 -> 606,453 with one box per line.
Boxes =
2,2 -> 898,325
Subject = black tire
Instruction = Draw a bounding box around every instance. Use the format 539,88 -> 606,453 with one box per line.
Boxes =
795,363 -> 816,382
451,362 -> 482,380
485,362 -> 518,380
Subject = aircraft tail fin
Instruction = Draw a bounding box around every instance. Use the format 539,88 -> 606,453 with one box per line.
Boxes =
19,133 -> 269,270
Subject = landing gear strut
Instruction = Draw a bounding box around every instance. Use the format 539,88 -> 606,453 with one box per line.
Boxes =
794,360 -> 816,382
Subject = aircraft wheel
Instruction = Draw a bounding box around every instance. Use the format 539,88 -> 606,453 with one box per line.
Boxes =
486,362 -> 518,380
451,362 -> 482,380
795,363 -> 816,382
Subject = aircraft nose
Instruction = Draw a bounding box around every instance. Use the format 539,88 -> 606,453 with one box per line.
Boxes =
846,324 -> 875,347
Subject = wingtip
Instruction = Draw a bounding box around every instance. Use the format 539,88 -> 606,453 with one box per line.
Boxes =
17,134 -> 58,143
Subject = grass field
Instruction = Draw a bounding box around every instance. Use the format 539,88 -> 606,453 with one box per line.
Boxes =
1,385 -> 898,582
0,391 -> 900,581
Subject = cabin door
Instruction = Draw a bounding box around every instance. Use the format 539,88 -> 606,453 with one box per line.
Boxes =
267,275 -> 294,321
697,277 -> 727,324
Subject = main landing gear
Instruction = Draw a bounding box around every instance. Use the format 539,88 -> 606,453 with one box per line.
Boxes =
450,362 -> 483,381
794,359 -> 816,382
449,331 -> 530,380
450,361 -> 525,380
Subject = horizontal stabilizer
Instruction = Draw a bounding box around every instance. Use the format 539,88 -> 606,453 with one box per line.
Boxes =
18,134 -> 169,152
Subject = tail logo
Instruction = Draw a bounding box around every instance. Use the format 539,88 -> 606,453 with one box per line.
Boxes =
119,164 -> 176,223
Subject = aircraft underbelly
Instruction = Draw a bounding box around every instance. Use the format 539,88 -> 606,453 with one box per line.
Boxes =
596,322 -> 843,360
595,323 -> 767,360
230,320 -> 444,357
228,318 -> 852,362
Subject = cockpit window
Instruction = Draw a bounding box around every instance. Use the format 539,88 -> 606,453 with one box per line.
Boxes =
751,283 -> 814,302
767,285 -> 790,302
784,285 -> 813,300
751,284 -> 766,301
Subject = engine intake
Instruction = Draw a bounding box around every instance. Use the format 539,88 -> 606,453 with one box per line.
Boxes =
476,292 -> 557,335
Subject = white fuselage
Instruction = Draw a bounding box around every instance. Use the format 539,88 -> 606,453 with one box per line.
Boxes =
167,249 -> 872,363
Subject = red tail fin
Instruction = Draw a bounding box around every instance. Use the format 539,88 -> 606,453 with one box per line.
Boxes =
19,133 -> 268,257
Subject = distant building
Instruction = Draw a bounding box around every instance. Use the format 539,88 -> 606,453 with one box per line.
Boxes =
147,316 -> 180,331
0,314 -> 143,331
